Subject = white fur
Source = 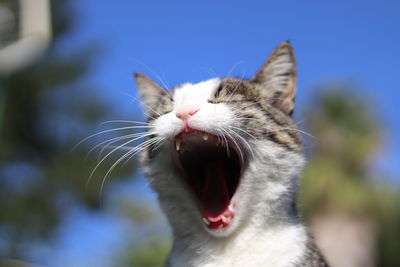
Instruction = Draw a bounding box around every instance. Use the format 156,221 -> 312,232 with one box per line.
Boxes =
154,79 -> 236,138
145,79 -> 308,266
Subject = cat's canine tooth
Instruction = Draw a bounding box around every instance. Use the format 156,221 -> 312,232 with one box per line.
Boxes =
175,139 -> 181,151
221,216 -> 229,223
202,133 -> 209,141
202,217 -> 210,225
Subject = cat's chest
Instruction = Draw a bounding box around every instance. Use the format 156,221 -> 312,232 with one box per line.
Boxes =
169,224 -> 307,267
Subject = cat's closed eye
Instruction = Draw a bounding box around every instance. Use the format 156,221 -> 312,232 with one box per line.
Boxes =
214,84 -> 224,97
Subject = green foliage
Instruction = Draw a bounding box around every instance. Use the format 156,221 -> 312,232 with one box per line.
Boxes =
298,85 -> 400,266
118,237 -> 170,267
298,86 -> 386,217
376,191 -> 400,266
0,0 -> 136,259
300,158 -> 389,218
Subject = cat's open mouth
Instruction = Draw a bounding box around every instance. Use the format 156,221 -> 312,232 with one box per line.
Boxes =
172,130 -> 244,230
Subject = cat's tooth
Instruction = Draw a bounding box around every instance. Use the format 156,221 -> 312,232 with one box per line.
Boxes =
202,217 -> 210,225
221,216 -> 229,223
203,133 -> 209,141
175,139 -> 181,151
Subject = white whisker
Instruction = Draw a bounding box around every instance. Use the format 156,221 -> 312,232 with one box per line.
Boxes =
150,137 -> 166,154
86,133 -> 141,159
226,128 -> 255,159
144,111 -> 157,121
226,67 -> 247,102
122,136 -> 165,165
195,67 -> 218,79
96,132 -> 156,160
72,125 -> 155,151
132,59 -> 170,91
219,127 -> 245,164
277,127 -> 316,139
226,80 -> 243,102
228,125 -> 258,141
226,60 -> 246,78
87,138 -> 140,188
99,137 -> 163,197
229,97 -> 283,113
216,127 -> 230,158
98,120 -> 150,126
126,94 -> 163,117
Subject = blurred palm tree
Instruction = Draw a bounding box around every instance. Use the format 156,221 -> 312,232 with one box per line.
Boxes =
300,86 -> 385,217
0,0 -> 137,261
298,85 -> 396,267
376,189 -> 400,267
117,237 -> 171,267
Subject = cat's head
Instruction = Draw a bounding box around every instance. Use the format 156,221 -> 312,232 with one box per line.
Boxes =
135,42 -> 303,238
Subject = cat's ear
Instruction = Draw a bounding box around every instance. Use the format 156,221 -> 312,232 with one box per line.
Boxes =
251,42 -> 297,115
134,72 -> 166,114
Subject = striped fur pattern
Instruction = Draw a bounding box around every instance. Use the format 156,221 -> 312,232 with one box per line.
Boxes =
135,42 -> 328,266
211,78 -> 302,152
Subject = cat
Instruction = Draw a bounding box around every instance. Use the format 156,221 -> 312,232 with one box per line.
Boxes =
134,42 -> 329,267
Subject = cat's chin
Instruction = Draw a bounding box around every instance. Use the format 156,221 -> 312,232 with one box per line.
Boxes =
201,200 -> 242,237
171,128 -> 246,234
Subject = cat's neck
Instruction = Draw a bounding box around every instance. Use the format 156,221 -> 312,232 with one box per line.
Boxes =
167,206 -> 307,267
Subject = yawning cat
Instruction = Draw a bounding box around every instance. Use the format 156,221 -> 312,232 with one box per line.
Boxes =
134,42 -> 329,267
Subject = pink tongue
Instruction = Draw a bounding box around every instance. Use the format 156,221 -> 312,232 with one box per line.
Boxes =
202,161 -> 230,218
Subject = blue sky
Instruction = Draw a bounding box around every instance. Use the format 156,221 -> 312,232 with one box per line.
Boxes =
66,0 -> 400,179
45,0 -> 400,265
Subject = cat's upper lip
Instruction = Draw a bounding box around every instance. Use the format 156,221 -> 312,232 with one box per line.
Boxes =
172,129 -> 245,231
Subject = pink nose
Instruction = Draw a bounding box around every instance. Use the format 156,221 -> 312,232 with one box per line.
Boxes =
176,105 -> 200,120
